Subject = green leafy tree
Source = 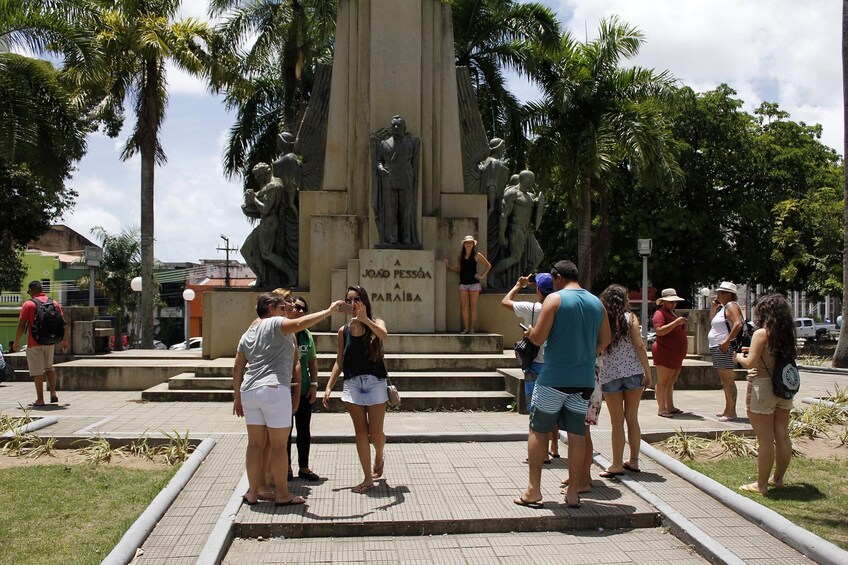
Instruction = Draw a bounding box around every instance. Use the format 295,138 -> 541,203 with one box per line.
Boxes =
208,0 -> 337,182
0,1 -> 92,289
449,0 -> 559,167
527,16 -> 680,288
87,0 -> 213,348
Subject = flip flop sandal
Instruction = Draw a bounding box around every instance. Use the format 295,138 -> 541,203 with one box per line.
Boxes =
623,463 -> 640,473
275,495 -> 306,506
513,496 -> 544,509
668,408 -> 683,414
599,470 -> 625,478
658,412 -> 673,418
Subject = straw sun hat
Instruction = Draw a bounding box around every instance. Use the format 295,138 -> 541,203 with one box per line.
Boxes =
656,288 -> 685,306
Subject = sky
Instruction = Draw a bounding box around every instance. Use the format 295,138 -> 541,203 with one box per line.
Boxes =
59,0 -> 842,263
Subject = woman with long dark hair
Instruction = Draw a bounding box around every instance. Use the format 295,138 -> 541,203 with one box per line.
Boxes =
735,293 -> 795,495
597,285 -> 652,477
444,235 -> 491,334
323,285 -> 389,493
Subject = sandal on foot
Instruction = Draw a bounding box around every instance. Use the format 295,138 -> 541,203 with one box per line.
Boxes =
372,459 -> 384,479
739,483 -> 766,496
623,463 -> 641,473
30,401 -> 46,408
50,396 -> 59,404
353,483 -> 375,494
275,495 -> 306,506
599,470 -> 625,478
718,416 -> 737,422
565,496 -> 581,509
298,469 -> 320,481
658,412 -> 673,418
513,496 -> 543,509
549,451 -> 561,459
668,408 -> 683,414
241,495 -> 258,506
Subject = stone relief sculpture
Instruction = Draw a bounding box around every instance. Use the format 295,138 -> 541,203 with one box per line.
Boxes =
293,64 -> 332,191
241,162 -> 296,287
373,115 -> 421,247
492,170 -> 544,288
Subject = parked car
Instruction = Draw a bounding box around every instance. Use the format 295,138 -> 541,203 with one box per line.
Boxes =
170,337 -> 202,350
133,340 -> 168,350
794,318 -> 836,341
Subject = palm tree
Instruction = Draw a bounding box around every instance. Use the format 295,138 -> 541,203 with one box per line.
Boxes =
450,0 -> 558,167
88,0 -> 213,348
83,226 -> 141,351
526,16 -> 680,288
834,0 -> 848,367
209,0 -> 337,181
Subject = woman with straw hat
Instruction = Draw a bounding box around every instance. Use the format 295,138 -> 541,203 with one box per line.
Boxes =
709,282 -> 744,421
652,288 -> 688,418
444,235 -> 491,334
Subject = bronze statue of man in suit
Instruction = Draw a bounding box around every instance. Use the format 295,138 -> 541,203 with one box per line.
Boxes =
375,115 -> 420,246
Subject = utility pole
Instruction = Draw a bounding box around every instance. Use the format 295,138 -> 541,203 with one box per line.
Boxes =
217,235 -> 238,288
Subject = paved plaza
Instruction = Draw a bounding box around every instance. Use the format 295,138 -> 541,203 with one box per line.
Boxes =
1,367 -> 846,564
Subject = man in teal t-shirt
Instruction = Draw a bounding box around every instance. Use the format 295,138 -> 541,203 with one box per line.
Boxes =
514,260 -> 610,510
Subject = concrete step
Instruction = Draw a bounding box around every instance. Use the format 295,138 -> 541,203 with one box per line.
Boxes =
311,332 -> 504,354
170,371 -> 507,392
194,352 -> 520,378
141,384 -> 515,411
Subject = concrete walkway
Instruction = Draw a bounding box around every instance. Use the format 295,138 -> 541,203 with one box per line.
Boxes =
1,369 -> 845,564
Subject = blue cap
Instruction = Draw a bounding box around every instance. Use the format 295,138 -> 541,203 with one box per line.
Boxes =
534,273 -> 554,296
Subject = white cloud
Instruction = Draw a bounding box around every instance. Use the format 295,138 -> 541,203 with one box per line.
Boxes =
536,0 -> 842,149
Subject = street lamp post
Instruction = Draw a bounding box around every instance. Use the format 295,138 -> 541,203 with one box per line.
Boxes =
637,239 -> 652,346
182,289 -> 196,351
131,276 -> 142,347
699,287 -> 711,309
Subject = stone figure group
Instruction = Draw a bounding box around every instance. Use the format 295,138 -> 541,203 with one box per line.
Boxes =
474,139 -> 544,288
241,132 -> 301,288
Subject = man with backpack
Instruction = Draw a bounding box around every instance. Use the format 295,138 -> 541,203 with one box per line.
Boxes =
11,281 -> 67,406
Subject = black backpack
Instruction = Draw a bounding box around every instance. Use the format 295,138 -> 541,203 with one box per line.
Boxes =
766,355 -> 801,399
30,298 -> 65,345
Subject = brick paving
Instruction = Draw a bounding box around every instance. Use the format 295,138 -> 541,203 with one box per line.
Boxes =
1,369 -> 845,564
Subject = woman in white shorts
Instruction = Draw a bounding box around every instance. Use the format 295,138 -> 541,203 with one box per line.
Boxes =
323,285 -> 389,493
734,294 -> 795,495
233,292 -> 343,506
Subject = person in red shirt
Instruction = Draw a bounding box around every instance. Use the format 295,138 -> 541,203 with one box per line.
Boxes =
11,281 -> 67,406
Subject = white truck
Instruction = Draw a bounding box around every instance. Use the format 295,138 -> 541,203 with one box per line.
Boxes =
794,318 -> 837,341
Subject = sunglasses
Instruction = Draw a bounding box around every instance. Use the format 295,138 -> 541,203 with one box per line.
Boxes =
344,297 -> 362,304
292,304 -> 307,312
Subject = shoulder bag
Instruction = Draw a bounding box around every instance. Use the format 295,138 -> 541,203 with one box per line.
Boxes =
514,306 -> 540,370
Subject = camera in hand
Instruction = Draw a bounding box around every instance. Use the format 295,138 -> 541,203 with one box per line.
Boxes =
338,302 -> 354,314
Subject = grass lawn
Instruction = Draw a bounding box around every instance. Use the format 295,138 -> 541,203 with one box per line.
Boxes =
0,463 -> 177,565
685,456 -> 848,550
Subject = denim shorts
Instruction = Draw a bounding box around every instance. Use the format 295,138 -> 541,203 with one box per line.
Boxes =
601,374 -> 644,394
342,374 -> 389,406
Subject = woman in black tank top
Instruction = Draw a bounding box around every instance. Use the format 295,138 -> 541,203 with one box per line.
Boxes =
322,285 -> 389,494
443,235 -> 491,334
